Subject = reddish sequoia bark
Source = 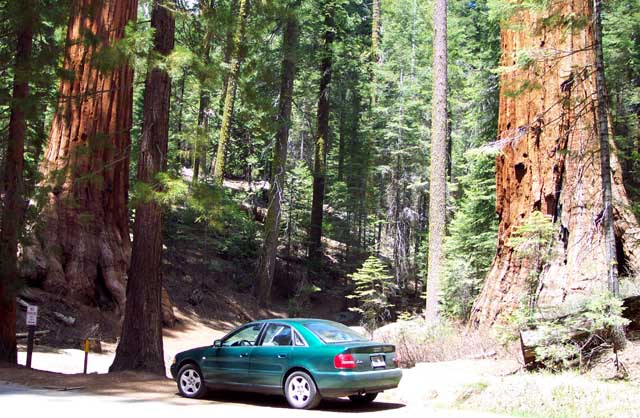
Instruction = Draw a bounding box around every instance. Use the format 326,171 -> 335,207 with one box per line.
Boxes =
470,1 -> 640,327
39,0 -> 137,312
110,0 -> 175,375
0,1 -> 35,363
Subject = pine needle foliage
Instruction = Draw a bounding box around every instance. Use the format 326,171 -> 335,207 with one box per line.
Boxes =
347,256 -> 396,332
443,153 -> 498,320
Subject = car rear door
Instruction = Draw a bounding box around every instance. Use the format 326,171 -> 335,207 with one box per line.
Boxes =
249,323 -> 295,389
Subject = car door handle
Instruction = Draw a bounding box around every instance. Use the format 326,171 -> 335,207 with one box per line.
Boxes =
240,353 -> 249,358
277,354 -> 287,359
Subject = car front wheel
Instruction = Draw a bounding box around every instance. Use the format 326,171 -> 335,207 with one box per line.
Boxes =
177,364 -> 207,399
348,392 -> 378,404
284,371 -> 321,410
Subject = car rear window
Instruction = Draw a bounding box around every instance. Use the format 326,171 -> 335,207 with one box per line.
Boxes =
303,321 -> 367,344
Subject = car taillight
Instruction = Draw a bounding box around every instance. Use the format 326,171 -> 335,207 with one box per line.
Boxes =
393,353 -> 400,367
334,353 -> 357,369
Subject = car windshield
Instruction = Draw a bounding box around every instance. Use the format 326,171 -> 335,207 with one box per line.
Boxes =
222,323 -> 263,346
303,321 -> 367,344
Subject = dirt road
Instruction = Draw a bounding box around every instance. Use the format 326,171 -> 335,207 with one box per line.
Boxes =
0,382 -> 512,418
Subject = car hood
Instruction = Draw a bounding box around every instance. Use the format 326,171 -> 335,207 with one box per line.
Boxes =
176,345 -> 210,359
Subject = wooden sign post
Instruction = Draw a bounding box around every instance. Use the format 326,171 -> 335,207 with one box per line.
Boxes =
25,305 -> 38,369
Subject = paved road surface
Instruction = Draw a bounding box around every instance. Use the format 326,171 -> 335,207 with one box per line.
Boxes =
0,383 -> 506,418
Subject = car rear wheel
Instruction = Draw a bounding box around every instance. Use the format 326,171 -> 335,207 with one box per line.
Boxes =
284,371 -> 321,410
177,364 -> 207,399
348,393 -> 378,404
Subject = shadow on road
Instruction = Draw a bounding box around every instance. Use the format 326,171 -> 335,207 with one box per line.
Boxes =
201,390 -> 406,413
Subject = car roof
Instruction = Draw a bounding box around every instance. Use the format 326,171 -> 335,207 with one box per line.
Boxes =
251,318 -> 336,325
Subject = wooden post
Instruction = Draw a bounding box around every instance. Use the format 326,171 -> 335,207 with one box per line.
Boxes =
25,326 -> 34,368
83,338 -> 89,374
25,305 -> 38,368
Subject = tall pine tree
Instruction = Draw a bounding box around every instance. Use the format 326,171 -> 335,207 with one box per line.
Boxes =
111,0 -> 176,375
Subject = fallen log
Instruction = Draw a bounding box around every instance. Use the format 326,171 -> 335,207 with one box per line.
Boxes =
16,330 -> 50,339
520,324 -> 594,369
520,294 -> 640,368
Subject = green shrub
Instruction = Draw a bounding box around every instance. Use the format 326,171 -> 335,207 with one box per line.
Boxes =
287,281 -> 322,317
499,292 -> 630,372
347,256 -> 396,333
133,175 -> 259,258
533,292 -> 629,371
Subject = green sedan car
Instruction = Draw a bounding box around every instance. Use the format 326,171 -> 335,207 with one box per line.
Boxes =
170,318 -> 402,409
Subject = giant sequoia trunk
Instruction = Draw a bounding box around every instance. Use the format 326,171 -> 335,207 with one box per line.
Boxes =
110,0 -> 174,375
470,0 -> 640,327
38,0 -> 137,313
0,1 -> 34,363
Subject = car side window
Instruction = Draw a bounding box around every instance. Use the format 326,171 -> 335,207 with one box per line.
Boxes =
222,324 -> 263,347
260,324 -> 292,346
293,330 -> 306,347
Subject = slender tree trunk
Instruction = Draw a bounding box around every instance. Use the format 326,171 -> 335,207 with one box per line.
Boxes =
192,87 -> 210,184
193,1 -> 213,185
110,0 -> 175,375
211,0 -> 238,178
38,0 -> 138,313
372,0 -> 381,62
176,71 -> 186,134
371,0 -> 381,107
286,176 -> 295,258
212,0 -> 249,185
426,0 -> 447,322
256,8 -> 299,307
176,69 -> 187,163
593,0 -> 626,351
390,70 -> 406,285
593,0 -> 618,296
0,1 -> 34,364
338,90 -> 346,182
192,148 -> 200,183
470,0 -> 640,328
447,109 -> 453,182
308,2 -> 335,259
371,0 -> 383,254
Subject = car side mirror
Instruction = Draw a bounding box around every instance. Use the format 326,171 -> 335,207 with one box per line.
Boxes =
213,339 -> 222,347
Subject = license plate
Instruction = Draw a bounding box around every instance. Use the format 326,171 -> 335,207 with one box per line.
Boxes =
370,355 -> 385,368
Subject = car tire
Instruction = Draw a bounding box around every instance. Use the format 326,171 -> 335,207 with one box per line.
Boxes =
177,363 -> 207,399
284,371 -> 322,410
348,393 -> 378,404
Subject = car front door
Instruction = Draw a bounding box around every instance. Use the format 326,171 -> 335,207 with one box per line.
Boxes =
249,323 -> 294,390
204,323 -> 265,386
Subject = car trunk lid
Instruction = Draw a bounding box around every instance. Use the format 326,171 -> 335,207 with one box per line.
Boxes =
339,342 -> 396,371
